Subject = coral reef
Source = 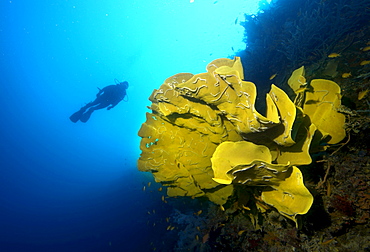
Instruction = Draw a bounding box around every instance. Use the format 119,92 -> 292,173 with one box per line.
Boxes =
238,0 -> 370,91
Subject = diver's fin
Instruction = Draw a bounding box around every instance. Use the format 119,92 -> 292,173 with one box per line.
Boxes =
79,109 -> 94,123
69,109 -> 85,123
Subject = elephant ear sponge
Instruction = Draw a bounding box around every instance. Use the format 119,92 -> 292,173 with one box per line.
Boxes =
211,141 -> 313,226
261,166 -> 314,225
138,58 -> 345,224
211,141 -> 275,185
303,79 -> 346,144
137,58 -> 247,205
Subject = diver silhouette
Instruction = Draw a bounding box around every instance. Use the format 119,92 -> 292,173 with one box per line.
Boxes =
70,79 -> 129,123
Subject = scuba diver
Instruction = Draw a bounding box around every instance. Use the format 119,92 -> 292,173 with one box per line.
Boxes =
70,79 -> 129,123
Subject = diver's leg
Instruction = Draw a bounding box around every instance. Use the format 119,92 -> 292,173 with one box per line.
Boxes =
73,99 -> 97,116
70,101 -> 94,123
79,107 -> 94,123
82,99 -> 100,110
90,102 -> 110,111
79,98 -> 111,123
79,102 -> 108,123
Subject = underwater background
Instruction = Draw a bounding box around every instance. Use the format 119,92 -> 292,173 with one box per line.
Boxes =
2,0 -> 370,251
0,0 -> 263,251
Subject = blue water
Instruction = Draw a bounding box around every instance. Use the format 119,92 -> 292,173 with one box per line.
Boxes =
0,0 -> 264,251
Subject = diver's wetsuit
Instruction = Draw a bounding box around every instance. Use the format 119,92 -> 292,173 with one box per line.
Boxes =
70,81 -> 128,123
